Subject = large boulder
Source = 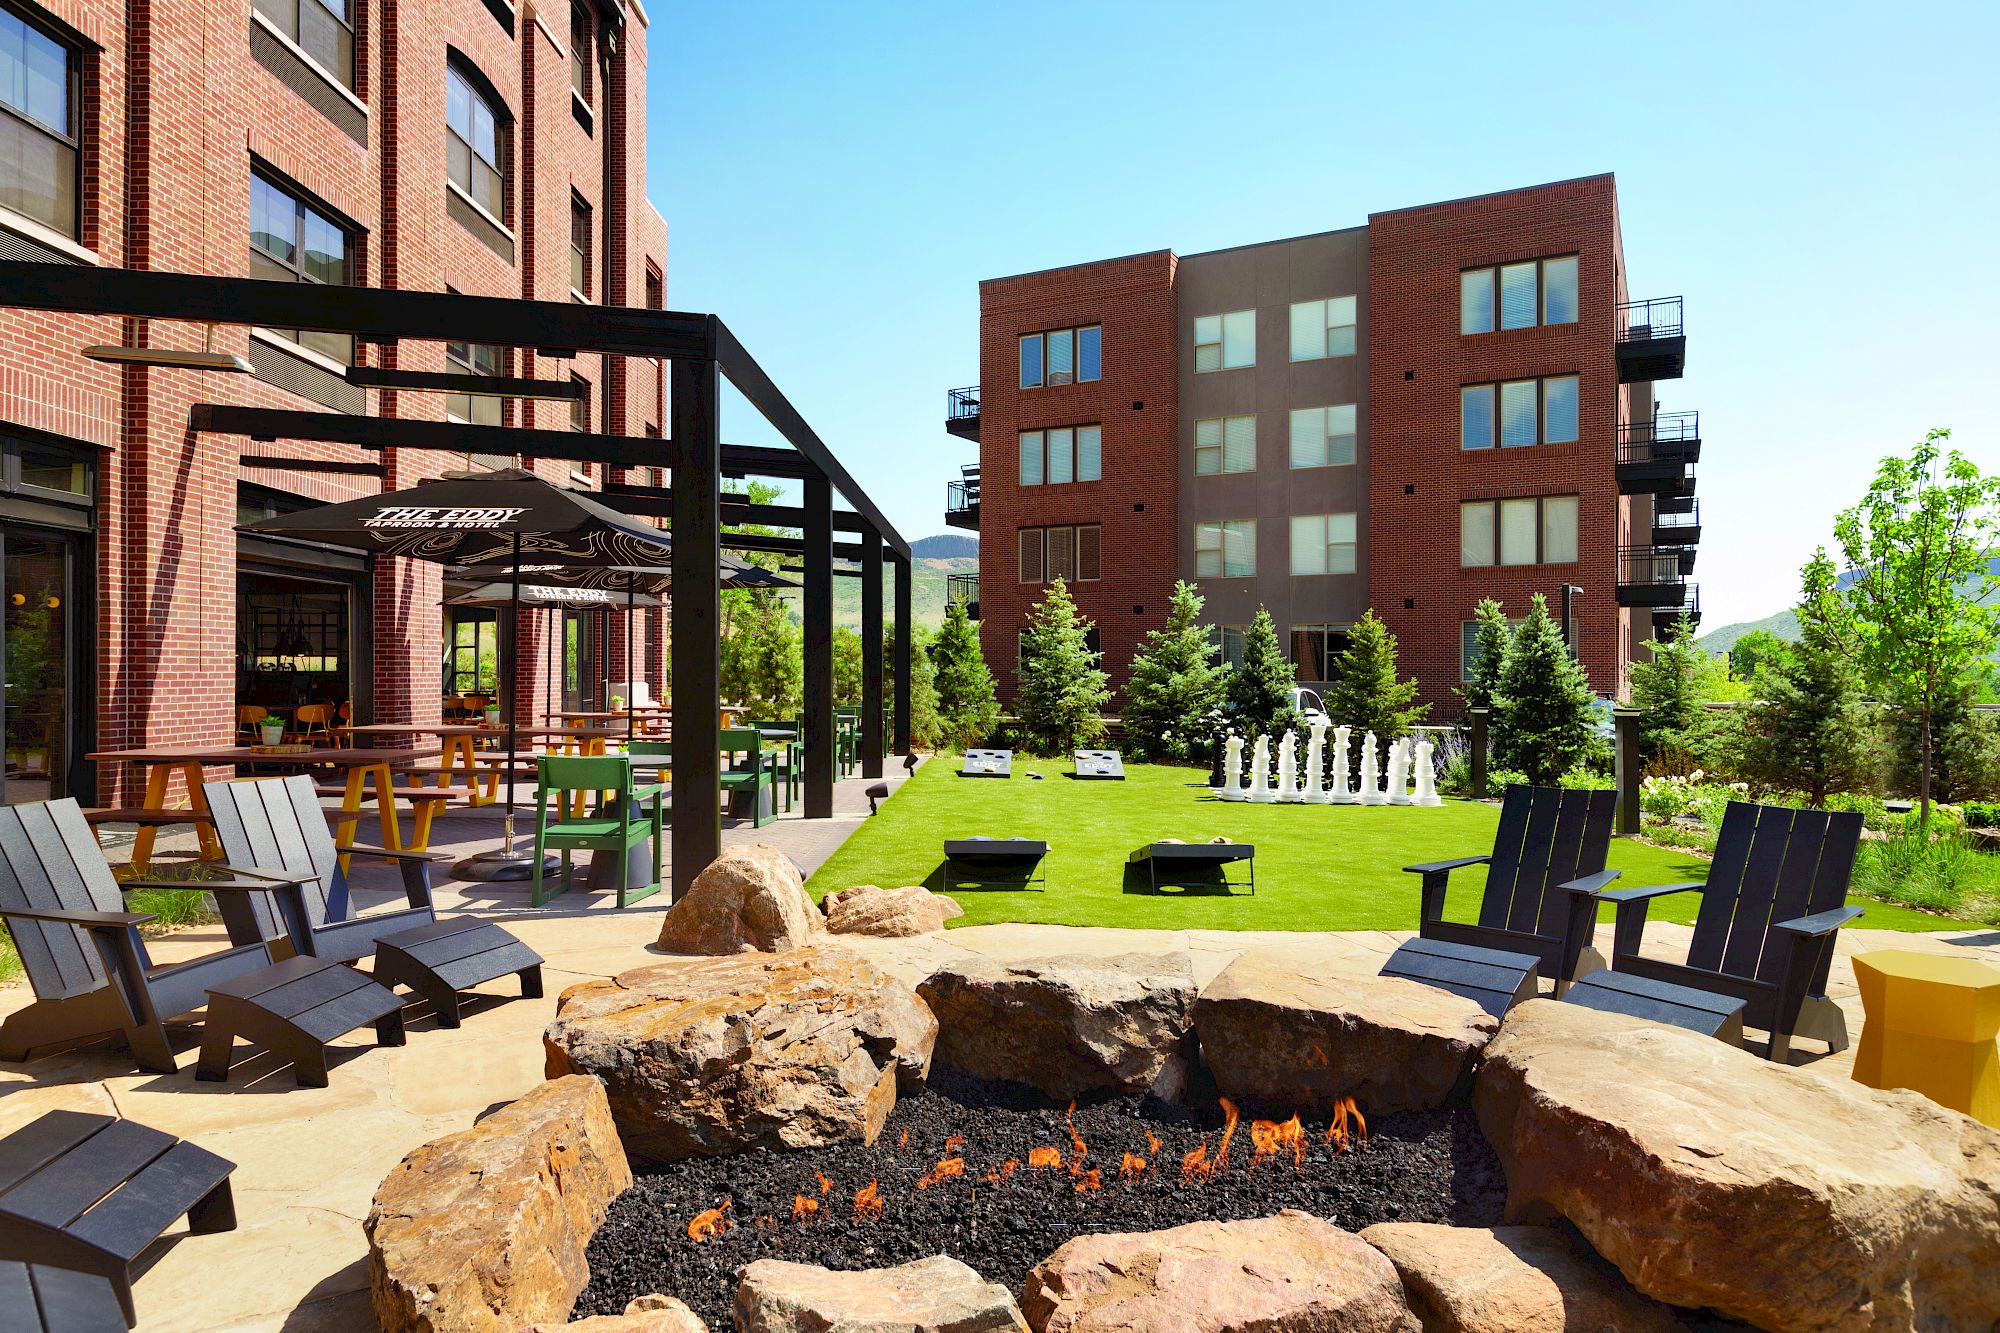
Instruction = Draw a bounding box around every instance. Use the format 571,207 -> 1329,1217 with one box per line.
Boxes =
655,844 -> 819,954
1476,999 -> 2000,1333
1358,1223 -> 1687,1332
1193,952 -> 1496,1114
1021,1210 -> 1417,1333
518,1295 -> 707,1332
918,951 -> 1195,1101
735,1255 -> 1027,1332
367,1075 -> 633,1333
544,947 -> 936,1162
823,884 -> 965,936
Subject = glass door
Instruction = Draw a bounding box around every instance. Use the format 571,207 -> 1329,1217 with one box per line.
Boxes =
562,608 -> 596,712
4,531 -> 74,804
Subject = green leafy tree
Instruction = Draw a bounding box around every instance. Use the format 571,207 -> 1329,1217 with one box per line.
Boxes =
1628,616 -> 1729,761
1834,428 -> 2000,823
1724,628 -> 1790,686
1456,598 -> 1512,714
1324,609 -> 1429,744
1014,579 -> 1110,755
1737,550 -> 1879,805
718,480 -> 803,716
1121,580 -> 1227,762
831,627 -> 864,706
885,626 -> 944,752
929,600 -> 999,750
1490,593 -> 1596,784
1225,607 -> 1299,743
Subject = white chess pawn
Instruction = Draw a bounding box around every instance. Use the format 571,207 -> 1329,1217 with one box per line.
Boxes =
1304,721 -> 1327,803
1250,734 -> 1273,803
1330,725 -> 1354,804
1220,732 -> 1245,801
1413,734 -> 1442,806
1359,730 -> 1385,805
1276,730 -> 1298,802
1387,737 -> 1412,805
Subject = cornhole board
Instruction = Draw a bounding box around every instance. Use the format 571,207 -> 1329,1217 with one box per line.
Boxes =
942,837 -> 1047,890
1127,842 -> 1256,895
959,749 -> 1013,778
1072,750 -> 1125,779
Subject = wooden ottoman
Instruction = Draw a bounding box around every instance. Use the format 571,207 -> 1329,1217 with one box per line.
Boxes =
1852,949 -> 2000,1127
372,917 -> 545,1028
196,955 -> 406,1088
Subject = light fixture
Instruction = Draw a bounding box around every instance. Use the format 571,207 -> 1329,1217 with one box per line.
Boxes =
82,324 -> 252,374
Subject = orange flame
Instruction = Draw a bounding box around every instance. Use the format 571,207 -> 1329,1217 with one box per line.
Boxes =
1325,1097 -> 1369,1153
1028,1145 -> 1063,1170
852,1180 -> 883,1224
897,1128 -> 908,1150
1250,1114 -> 1306,1170
815,1170 -> 832,1196
1144,1128 -> 1162,1156
944,1133 -> 965,1155
916,1157 -> 966,1189
982,1158 -> 1020,1184
1118,1151 -> 1148,1179
1213,1098 -> 1241,1174
687,1201 -> 732,1243
1073,1167 -> 1101,1194
1064,1102 -> 1089,1165
1181,1140 -> 1211,1183
791,1194 -> 820,1225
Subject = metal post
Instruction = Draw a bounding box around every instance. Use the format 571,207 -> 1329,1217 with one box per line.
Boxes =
861,528 -> 884,779
1613,706 -> 1642,835
670,351 -> 722,901
1469,707 -> 1489,800
803,475 -> 835,818
893,552 -> 912,755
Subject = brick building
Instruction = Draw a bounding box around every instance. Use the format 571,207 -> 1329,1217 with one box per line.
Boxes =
945,175 -> 1697,716
0,0 -> 668,803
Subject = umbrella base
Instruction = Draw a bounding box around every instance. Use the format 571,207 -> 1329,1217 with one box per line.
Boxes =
452,847 -> 561,881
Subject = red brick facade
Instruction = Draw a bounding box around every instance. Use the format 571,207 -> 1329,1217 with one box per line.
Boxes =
0,0 -> 668,803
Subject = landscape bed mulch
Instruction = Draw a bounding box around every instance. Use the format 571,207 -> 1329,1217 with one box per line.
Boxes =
573,1068 -> 1506,1323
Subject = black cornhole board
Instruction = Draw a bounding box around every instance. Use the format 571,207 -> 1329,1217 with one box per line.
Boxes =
942,837 -> 1047,890
1128,842 -> 1256,895
1072,750 -> 1125,779
1380,937 -> 1540,1018
959,749 -> 1013,778
1563,968 -> 1747,1045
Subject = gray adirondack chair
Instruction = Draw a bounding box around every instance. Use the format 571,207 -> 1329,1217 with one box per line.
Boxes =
0,799 -> 313,1073
1596,800 -> 1862,1062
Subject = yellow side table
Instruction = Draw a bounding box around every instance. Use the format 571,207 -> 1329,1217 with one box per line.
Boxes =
1851,949 -> 2000,1127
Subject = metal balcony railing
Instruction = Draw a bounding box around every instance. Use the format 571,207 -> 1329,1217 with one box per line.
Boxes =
1615,411 -> 1701,463
1653,499 -> 1702,545
947,385 -> 980,421
946,477 -> 980,514
1616,296 -> 1684,342
1618,544 -> 1688,589
946,572 -> 979,609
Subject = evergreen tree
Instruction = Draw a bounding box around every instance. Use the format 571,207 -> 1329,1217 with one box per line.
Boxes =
928,600 -> 999,751
719,587 -> 802,718
831,627 -> 864,706
1014,579 -> 1111,755
1738,550 -> 1878,805
1121,580 -> 1227,762
1456,598 -> 1512,714
1885,677 -> 2000,804
1490,593 -> 1596,784
1324,609 -> 1429,744
885,626 -> 944,752
1225,607 -> 1299,744
1628,616 -> 1727,760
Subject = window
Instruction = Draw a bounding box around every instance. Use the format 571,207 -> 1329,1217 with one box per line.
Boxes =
1543,375 -> 1578,443
1077,424 -> 1100,481
249,171 -> 354,363
1018,527 -> 1043,584
445,335 -> 502,427
1460,256 -> 1581,334
1018,430 -> 1042,486
1289,405 -> 1356,468
1462,375 -> 1580,449
446,64 -> 505,219
1194,415 -> 1255,475
1459,495 -> 1578,567
1289,513 -> 1357,576
253,0 -> 354,90
1194,519 -> 1255,578
1018,426 -> 1101,487
1208,625 -> 1247,670
1500,380 -> 1537,447
644,263 -> 663,309
0,2 -> 78,237
1017,325 -> 1101,389
569,195 -> 590,297
1047,524 -> 1075,582
569,2 -> 590,103
1193,309 -> 1254,372
1460,384 -> 1495,451
1288,296 -> 1356,361
1018,525 -> 1098,584
569,374 -> 587,431
1291,624 -> 1351,681
1047,427 -> 1073,484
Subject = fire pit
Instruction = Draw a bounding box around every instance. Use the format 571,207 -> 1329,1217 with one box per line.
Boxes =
571,1068 -> 1504,1325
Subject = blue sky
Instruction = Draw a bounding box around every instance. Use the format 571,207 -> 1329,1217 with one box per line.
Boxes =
644,2 -> 1999,631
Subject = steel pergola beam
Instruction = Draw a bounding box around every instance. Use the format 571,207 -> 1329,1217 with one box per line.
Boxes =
670,352 -> 723,902
600,483 -> 875,535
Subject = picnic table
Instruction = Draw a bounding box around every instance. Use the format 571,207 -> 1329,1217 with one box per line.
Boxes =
344,722 -> 519,805
88,742 -> 442,862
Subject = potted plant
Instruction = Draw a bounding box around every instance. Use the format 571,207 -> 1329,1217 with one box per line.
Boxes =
258,717 -> 285,747
485,706 -> 502,726
610,694 -> 626,713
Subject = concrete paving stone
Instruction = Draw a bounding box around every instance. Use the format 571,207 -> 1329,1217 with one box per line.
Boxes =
131,1206 -> 369,1333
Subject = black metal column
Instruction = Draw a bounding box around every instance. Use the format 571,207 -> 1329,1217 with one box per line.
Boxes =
803,475 -> 835,818
861,528 -> 884,779
670,352 -> 722,900
893,553 -> 912,755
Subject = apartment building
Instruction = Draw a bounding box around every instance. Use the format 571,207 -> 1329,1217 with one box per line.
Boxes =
944,174 -> 1698,716
0,0 -> 667,803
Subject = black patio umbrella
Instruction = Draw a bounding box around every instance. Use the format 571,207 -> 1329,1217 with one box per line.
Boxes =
238,468 -> 681,881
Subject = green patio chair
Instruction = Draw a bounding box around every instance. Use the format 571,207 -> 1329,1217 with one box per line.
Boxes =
719,727 -> 776,828
746,719 -> 800,812
835,707 -> 860,777
531,754 -> 667,908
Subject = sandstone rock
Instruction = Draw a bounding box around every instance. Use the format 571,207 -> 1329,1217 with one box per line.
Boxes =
544,947 -> 936,1162
1359,1223 -> 1685,1332
655,843 -> 820,954
1193,952 -> 1496,1114
735,1255 -> 1027,1332
1021,1210 -> 1417,1333
367,1075 -> 633,1333
823,884 -> 965,936
918,951 -> 1195,1101
517,1295 -> 706,1332
1476,999 -> 2000,1333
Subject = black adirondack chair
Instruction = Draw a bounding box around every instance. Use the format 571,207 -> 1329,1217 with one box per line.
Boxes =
1405,785 -> 1617,994
0,800 -> 314,1074
202,775 -> 542,1025
1596,800 -> 1862,1062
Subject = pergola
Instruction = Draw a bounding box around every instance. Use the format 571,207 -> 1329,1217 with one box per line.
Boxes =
0,260 -> 913,899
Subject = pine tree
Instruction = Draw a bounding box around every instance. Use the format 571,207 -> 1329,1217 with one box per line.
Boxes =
1738,550 -> 1878,805
1225,607 -> 1299,744
885,626 -> 944,752
928,600 -> 999,750
1324,609 -> 1429,743
1121,580 -> 1227,762
1014,579 -> 1111,755
1491,593 -> 1595,784
1456,598 -> 1512,714
1628,616 -> 1727,760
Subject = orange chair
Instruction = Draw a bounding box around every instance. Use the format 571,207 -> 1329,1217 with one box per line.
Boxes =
236,705 -> 269,742
293,703 -> 335,746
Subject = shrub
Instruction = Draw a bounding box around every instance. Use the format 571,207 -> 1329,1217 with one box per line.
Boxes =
1851,828 -> 2000,915
1557,766 -> 1615,790
1962,799 -> 2000,829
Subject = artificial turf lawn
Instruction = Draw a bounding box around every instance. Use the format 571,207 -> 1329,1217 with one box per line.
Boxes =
809,758 -> 1949,934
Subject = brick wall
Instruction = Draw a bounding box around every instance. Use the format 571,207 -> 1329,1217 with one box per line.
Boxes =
977,251 -> 1179,700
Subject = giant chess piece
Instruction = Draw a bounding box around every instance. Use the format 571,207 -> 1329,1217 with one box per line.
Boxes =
1305,721 -> 1328,804
1413,733 -> 1442,806
1359,730 -> 1385,805
1330,725 -> 1354,804
1250,734 -> 1273,803
1219,732 -> 1245,801
1276,730 -> 1298,803
1387,737 -> 1412,805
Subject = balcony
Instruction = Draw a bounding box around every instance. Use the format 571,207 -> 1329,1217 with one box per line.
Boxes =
1652,585 -> 1700,637
945,384 -> 980,442
1652,498 -> 1702,547
945,468 -> 980,530
1616,411 -> 1701,494
946,571 -> 979,620
1616,296 -> 1686,382
1617,544 -> 1694,609
1656,470 -> 1698,515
